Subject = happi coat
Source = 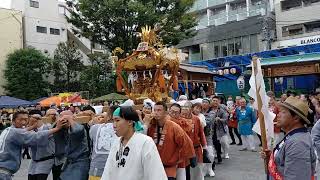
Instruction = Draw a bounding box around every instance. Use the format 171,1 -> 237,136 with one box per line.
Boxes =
28,124 -> 55,175
169,116 -> 195,168
0,126 -> 51,176
147,116 -> 195,178
101,132 -> 167,180
185,115 -> 207,163
89,123 -> 117,177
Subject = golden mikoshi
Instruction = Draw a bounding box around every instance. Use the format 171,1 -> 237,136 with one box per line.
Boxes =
112,25 -> 186,104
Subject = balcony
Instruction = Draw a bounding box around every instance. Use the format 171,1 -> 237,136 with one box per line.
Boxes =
196,16 -> 209,30
209,14 -> 228,26
189,0 -> 207,12
208,0 -> 242,8
229,8 -> 247,21
208,0 -> 227,7
249,5 -> 265,16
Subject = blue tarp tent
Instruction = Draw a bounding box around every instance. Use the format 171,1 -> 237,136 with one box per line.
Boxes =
0,96 -> 35,108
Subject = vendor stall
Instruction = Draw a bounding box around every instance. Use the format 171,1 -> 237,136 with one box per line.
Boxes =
178,63 -> 215,99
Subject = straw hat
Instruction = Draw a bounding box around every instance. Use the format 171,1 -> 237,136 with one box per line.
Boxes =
279,96 -> 310,124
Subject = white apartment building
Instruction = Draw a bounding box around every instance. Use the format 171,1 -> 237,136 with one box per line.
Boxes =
1,0 -> 106,58
273,0 -> 320,48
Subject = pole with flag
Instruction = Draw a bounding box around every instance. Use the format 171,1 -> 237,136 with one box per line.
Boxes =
248,56 -> 276,175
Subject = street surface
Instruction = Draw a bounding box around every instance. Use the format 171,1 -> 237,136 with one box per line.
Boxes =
14,137 -> 265,180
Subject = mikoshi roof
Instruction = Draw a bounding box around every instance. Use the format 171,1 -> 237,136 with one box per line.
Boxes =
92,93 -> 129,102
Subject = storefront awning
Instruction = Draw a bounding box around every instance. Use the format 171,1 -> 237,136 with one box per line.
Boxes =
179,63 -> 214,74
247,52 -> 320,67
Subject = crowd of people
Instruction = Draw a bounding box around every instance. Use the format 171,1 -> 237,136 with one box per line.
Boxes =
0,90 -> 320,180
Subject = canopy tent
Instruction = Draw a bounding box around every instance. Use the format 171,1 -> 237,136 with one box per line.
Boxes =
39,96 -> 88,107
31,97 -> 48,104
92,93 -> 128,102
0,96 -> 35,108
247,52 -> 320,67
39,96 -> 61,107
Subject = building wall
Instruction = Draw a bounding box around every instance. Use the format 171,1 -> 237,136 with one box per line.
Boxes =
179,17 -> 268,62
274,0 -> 320,46
0,8 -> 23,95
178,0 -> 274,62
11,0 -> 68,57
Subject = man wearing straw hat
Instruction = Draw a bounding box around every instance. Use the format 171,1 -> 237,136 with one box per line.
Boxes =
261,96 -> 316,180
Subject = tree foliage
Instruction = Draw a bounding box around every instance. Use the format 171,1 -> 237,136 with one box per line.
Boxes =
67,0 -> 197,53
51,42 -> 84,92
79,53 -> 115,98
3,48 -> 50,100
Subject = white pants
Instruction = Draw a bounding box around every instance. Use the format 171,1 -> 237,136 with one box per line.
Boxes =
176,168 -> 186,180
190,163 -> 204,180
202,145 -> 215,176
218,135 -> 229,155
242,135 -> 255,150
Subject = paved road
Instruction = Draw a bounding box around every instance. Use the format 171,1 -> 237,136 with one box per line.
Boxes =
14,138 -> 266,180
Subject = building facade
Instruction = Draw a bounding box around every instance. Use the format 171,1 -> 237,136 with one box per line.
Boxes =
6,0 -> 68,57
273,0 -> 320,48
178,0 -> 275,62
2,0 -> 106,58
0,8 -> 23,95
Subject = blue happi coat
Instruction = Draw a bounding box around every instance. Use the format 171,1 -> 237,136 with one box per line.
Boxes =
236,106 -> 256,135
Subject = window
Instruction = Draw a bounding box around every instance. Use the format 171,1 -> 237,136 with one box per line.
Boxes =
250,34 -> 258,52
222,40 -> 228,57
227,38 -> 235,56
242,35 -> 250,54
30,0 -> 39,8
281,0 -> 302,11
50,28 -> 60,35
305,21 -> 320,33
201,43 -> 214,60
282,24 -> 304,37
190,45 -> 201,61
214,41 -> 221,58
235,37 -> 242,55
36,26 -> 47,33
303,0 -> 320,6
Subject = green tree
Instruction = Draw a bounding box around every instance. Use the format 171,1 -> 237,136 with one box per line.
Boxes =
3,48 -> 50,100
79,53 -> 115,98
67,0 -> 197,53
51,42 -> 84,92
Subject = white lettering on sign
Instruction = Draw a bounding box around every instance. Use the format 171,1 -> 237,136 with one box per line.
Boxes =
301,37 -> 320,45
279,35 -> 320,47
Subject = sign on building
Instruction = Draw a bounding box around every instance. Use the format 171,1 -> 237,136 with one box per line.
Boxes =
279,35 -> 320,48
237,76 -> 245,90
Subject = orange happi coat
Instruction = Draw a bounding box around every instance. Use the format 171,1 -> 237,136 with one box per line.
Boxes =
169,116 -> 195,168
147,116 -> 194,178
185,115 -> 207,163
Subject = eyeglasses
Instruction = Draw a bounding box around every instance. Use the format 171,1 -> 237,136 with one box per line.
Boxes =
169,110 -> 180,115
